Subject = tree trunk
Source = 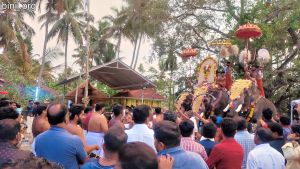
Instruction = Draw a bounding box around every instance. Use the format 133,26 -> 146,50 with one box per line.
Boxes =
130,34 -> 139,67
36,17 -> 49,101
116,33 -> 121,59
240,0 -> 245,24
133,34 -> 143,70
171,69 -> 175,111
64,30 -> 69,72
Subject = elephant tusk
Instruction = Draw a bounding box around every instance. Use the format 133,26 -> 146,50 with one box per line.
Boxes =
223,104 -> 230,112
235,104 -> 242,112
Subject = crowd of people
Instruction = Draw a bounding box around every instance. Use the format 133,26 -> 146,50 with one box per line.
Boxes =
1,97 -> 300,169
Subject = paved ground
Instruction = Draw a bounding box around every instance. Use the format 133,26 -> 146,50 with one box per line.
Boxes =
20,116 -> 34,151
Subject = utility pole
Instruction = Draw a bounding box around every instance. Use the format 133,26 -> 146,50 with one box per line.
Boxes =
84,0 -> 90,106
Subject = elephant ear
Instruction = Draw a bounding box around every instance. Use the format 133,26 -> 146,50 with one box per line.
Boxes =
175,92 -> 189,111
192,86 -> 208,113
230,79 -> 252,100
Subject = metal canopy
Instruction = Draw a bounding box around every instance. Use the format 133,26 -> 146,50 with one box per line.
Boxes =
57,59 -> 155,90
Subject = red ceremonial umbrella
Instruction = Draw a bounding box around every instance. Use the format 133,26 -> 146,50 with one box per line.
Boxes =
180,48 -> 198,59
180,48 -> 198,91
0,91 -> 9,95
235,23 -> 262,79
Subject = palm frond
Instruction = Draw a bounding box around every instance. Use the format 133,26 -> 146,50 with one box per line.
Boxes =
47,18 -> 65,43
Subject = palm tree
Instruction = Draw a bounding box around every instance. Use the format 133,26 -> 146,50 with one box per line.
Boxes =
91,21 -> 116,65
36,0 -> 60,101
158,37 -> 178,110
122,0 -> 169,69
72,21 -> 116,68
47,0 -> 84,71
0,0 -> 35,59
104,7 -> 133,59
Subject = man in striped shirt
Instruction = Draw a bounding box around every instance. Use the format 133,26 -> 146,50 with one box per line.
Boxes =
234,117 -> 256,169
179,120 -> 208,161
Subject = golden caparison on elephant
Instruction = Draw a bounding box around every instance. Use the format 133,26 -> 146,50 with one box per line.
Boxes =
223,79 -> 278,121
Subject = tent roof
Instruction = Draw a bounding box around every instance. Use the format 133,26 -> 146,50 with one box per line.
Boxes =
57,59 -> 155,90
65,82 -> 108,99
112,88 -> 165,101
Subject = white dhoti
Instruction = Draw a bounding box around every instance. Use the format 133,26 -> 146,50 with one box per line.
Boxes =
86,132 -> 105,157
31,138 -> 36,156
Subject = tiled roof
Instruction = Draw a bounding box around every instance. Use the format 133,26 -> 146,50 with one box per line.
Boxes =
65,82 -> 108,99
113,88 -> 165,100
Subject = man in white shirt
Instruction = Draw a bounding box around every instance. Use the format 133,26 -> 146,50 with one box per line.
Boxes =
125,105 -> 156,151
247,128 -> 285,169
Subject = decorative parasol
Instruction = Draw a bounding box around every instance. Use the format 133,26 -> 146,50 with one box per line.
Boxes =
180,48 -> 198,91
209,39 -> 235,70
0,91 -> 9,95
180,48 -> 198,59
235,23 -> 262,79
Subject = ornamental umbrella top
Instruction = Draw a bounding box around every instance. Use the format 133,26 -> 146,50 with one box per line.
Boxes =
235,23 -> 262,39
180,48 -> 198,58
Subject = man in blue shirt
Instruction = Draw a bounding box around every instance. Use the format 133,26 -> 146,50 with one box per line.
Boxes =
35,103 -> 87,169
154,121 -> 208,169
199,122 -> 217,156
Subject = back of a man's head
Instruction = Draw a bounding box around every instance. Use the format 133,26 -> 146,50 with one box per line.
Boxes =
0,100 -> 9,108
34,102 -> 40,106
163,111 -> 177,123
221,118 -> 237,138
154,107 -> 161,115
47,104 -> 67,125
255,128 -> 273,144
202,122 -> 217,139
179,120 -> 194,137
69,104 -> 84,120
118,142 -> 158,169
0,119 -> 20,142
262,108 -> 273,121
234,116 -> 247,131
112,104 -> 123,117
95,103 -> 105,112
133,105 -> 150,124
0,107 -> 19,120
0,156 -> 63,169
154,121 -> 181,148
84,106 -> 92,114
36,104 -> 47,116
279,115 -> 291,126
104,126 -> 127,153
269,122 -> 283,137
292,124 -> 300,135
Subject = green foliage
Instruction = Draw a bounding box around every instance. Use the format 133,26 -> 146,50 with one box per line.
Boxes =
93,82 -> 118,97
152,0 -> 300,113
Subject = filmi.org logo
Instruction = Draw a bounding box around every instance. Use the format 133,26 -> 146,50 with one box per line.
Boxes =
0,0 -> 36,12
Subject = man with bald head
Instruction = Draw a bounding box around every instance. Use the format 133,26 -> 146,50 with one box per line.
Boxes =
35,103 -> 87,169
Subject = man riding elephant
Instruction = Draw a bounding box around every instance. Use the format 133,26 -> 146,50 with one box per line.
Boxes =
224,80 -> 278,121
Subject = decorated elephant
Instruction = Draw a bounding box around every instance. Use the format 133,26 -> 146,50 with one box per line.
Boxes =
175,85 -> 230,119
223,79 -> 278,120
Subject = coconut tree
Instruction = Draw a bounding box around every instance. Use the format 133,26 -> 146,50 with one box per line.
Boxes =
122,0 -> 169,69
0,0 -> 35,60
103,7 -> 133,59
36,0 -> 60,101
47,0 -> 84,71
73,21 -> 116,68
